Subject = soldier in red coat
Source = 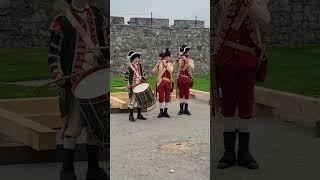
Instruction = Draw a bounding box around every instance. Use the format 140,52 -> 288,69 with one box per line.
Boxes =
153,48 -> 174,118
176,45 -> 195,115
213,0 -> 271,169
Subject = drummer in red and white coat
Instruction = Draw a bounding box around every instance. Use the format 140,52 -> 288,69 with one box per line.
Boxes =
153,48 -> 174,118
176,45 -> 194,115
124,51 -> 148,122
48,0 -> 108,179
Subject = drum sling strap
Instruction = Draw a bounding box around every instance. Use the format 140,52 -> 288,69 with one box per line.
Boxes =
155,61 -> 172,103
65,8 -> 101,59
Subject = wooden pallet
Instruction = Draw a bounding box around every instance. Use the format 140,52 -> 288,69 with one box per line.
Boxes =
0,97 -> 62,150
0,133 -> 108,165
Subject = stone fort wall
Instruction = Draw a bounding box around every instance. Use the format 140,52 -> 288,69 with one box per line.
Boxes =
1,0 -> 320,74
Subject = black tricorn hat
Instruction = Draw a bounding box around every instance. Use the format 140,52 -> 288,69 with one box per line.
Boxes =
159,52 -> 164,58
179,45 -> 190,55
163,48 -> 171,58
127,51 -> 141,62
65,0 -> 72,4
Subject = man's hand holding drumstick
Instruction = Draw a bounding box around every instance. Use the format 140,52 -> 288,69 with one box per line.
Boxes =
54,74 -> 66,88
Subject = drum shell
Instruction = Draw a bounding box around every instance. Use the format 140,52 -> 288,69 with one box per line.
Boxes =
72,67 -> 110,145
133,84 -> 155,108
76,93 -> 110,145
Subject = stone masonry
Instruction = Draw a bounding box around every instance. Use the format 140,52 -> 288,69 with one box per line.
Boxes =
127,17 -> 169,27
110,22 -> 210,75
1,0 -> 320,74
0,0 -> 107,48
173,20 -> 205,28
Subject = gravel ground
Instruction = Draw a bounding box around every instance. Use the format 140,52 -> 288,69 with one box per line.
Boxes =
110,100 -> 210,180
211,114 -> 320,180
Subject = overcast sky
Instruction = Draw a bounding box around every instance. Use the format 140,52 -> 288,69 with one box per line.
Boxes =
110,0 -> 210,28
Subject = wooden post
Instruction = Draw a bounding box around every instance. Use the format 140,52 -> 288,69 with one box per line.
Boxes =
195,16 -> 197,28
150,12 -> 153,28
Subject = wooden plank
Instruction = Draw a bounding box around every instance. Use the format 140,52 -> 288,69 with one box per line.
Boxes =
110,96 -> 127,109
255,86 -> 320,122
0,108 -> 56,150
25,113 -> 62,129
0,144 -> 108,165
190,89 -> 209,102
0,97 -> 59,114
190,89 -> 210,96
110,92 -> 128,98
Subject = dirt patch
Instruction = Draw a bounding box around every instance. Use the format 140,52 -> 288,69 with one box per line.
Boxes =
158,141 -> 195,155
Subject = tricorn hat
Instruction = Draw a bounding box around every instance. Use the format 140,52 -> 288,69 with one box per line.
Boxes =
127,51 -> 141,62
163,48 -> 171,58
179,45 -> 190,55
159,52 -> 164,58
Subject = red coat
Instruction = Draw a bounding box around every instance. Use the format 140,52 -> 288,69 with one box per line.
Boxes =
216,17 -> 256,66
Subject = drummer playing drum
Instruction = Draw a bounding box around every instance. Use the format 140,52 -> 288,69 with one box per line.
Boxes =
124,51 -> 148,122
48,0 -> 108,179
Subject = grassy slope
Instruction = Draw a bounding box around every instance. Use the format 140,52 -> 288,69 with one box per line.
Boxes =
257,45 -> 320,97
0,45 -> 320,98
0,48 -> 49,82
110,75 -> 210,93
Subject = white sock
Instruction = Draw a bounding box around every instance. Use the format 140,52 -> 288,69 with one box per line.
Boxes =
165,102 -> 169,109
63,136 -> 77,150
184,99 -> 188,104
160,102 -> 165,109
238,118 -> 249,132
180,99 -> 185,104
223,117 -> 237,132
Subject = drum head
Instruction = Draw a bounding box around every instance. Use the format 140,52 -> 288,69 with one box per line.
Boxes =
133,83 -> 150,93
74,68 -> 110,99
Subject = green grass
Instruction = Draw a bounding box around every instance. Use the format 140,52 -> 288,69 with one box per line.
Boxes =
257,44 -> 320,97
0,45 -> 320,98
110,75 -> 210,93
0,83 -> 57,99
0,48 -> 49,82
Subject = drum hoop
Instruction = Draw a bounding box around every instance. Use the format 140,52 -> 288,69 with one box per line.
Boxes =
77,93 -> 109,103
72,66 -> 109,97
133,83 -> 149,93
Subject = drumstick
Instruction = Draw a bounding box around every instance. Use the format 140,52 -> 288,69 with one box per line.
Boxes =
37,68 -> 99,89
85,46 -> 110,52
86,46 -> 110,50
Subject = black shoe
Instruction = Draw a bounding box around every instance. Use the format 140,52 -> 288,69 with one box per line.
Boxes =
86,167 -> 108,180
60,148 -> 77,180
60,169 -> 77,180
87,145 -> 100,172
217,132 -> 237,169
163,108 -> 171,118
137,108 -> 147,120
158,109 -> 164,118
184,103 -> 191,115
237,132 -> 259,169
129,109 -> 135,122
178,103 -> 184,115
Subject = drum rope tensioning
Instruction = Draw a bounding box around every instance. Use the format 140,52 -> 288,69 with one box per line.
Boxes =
33,67 -> 110,146
132,83 -> 157,112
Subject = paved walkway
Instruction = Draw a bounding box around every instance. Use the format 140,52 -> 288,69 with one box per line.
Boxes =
212,113 -> 320,180
110,100 -> 210,180
1,99 -> 320,179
